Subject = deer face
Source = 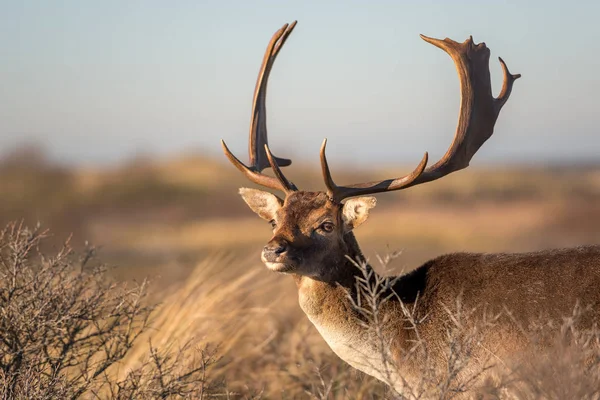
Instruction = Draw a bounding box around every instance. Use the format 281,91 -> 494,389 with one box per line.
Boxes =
240,188 -> 376,278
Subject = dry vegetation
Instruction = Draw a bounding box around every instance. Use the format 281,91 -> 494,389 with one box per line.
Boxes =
1,146 -> 600,398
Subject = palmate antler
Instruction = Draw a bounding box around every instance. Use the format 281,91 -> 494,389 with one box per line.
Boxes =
222,23 -> 521,203
320,35 -> 521,202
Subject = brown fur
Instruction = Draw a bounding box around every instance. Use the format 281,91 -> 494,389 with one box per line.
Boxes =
240,189 -> 600,390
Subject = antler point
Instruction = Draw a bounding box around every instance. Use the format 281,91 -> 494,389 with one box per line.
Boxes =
220,139 -> 231,152
419,152 -> 429,170
420,34 -> 435,43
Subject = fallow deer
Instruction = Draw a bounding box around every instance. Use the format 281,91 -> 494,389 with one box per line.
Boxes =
221,21 -> 600,393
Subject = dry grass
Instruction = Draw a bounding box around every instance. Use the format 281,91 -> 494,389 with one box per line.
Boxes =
119,254 -> 385,398
1,148 -> 600,398
1,222 -> 599,398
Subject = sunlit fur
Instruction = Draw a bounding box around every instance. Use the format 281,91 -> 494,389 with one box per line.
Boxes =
240,189 -> 600,391
261,191 -> 362,281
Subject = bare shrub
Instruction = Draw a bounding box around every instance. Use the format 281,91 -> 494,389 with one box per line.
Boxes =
0,222 -> 221,399
345,253 -> 600,399
482,304 -> 600,400
345,253 -> 495,399
98,341 -> 221,399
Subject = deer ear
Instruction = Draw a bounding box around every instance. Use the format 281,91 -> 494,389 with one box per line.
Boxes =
342,197 -> 377,232
239,188 -> 283,221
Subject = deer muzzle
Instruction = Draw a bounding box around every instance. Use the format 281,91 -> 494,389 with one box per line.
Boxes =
262,238 -> 298,272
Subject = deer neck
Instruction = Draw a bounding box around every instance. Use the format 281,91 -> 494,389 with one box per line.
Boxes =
294,230 -> 362,313
294,231 -> 365,292
293,233 -> 408,387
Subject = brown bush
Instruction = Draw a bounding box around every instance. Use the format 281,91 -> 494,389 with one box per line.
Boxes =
0,223 -> 221,399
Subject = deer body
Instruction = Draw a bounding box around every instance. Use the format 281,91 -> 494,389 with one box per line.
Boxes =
296,232 -> 600,390
219,21 -> 600,392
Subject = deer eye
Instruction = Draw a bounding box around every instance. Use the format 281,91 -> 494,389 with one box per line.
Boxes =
270,220 -> 277,229
319,222 -> 334,233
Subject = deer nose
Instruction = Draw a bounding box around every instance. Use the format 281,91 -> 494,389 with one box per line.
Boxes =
263,240 -> 288,259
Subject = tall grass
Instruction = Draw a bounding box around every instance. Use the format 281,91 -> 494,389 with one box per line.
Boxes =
1,223 -> 599,399
118,253 -> 386,398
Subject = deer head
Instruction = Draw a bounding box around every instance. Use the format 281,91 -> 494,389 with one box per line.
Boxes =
221,21 -> 520,281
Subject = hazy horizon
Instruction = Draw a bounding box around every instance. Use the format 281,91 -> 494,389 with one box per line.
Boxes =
1,1 -> 599,167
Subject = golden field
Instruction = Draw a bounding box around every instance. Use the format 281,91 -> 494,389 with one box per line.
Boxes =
1,147 -> 600,398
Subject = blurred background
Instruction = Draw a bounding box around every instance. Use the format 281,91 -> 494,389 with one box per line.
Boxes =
1,2 -> 599,394
0,0 -> 599,298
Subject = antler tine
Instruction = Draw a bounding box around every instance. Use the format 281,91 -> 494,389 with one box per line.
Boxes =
320,34 -> 520,202
221,140 -> 293,192
221,21 -> 298,194
496,57 -> 522,112
265,144 -> 297,191
249,21 -> 296,172
320,139 -> 429,202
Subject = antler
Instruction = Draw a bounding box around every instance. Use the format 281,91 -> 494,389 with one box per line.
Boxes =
321,35 -> 521,203
221,21 -> 298,193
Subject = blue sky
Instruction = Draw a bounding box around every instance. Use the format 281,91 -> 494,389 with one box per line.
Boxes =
1,1 -> 599,166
